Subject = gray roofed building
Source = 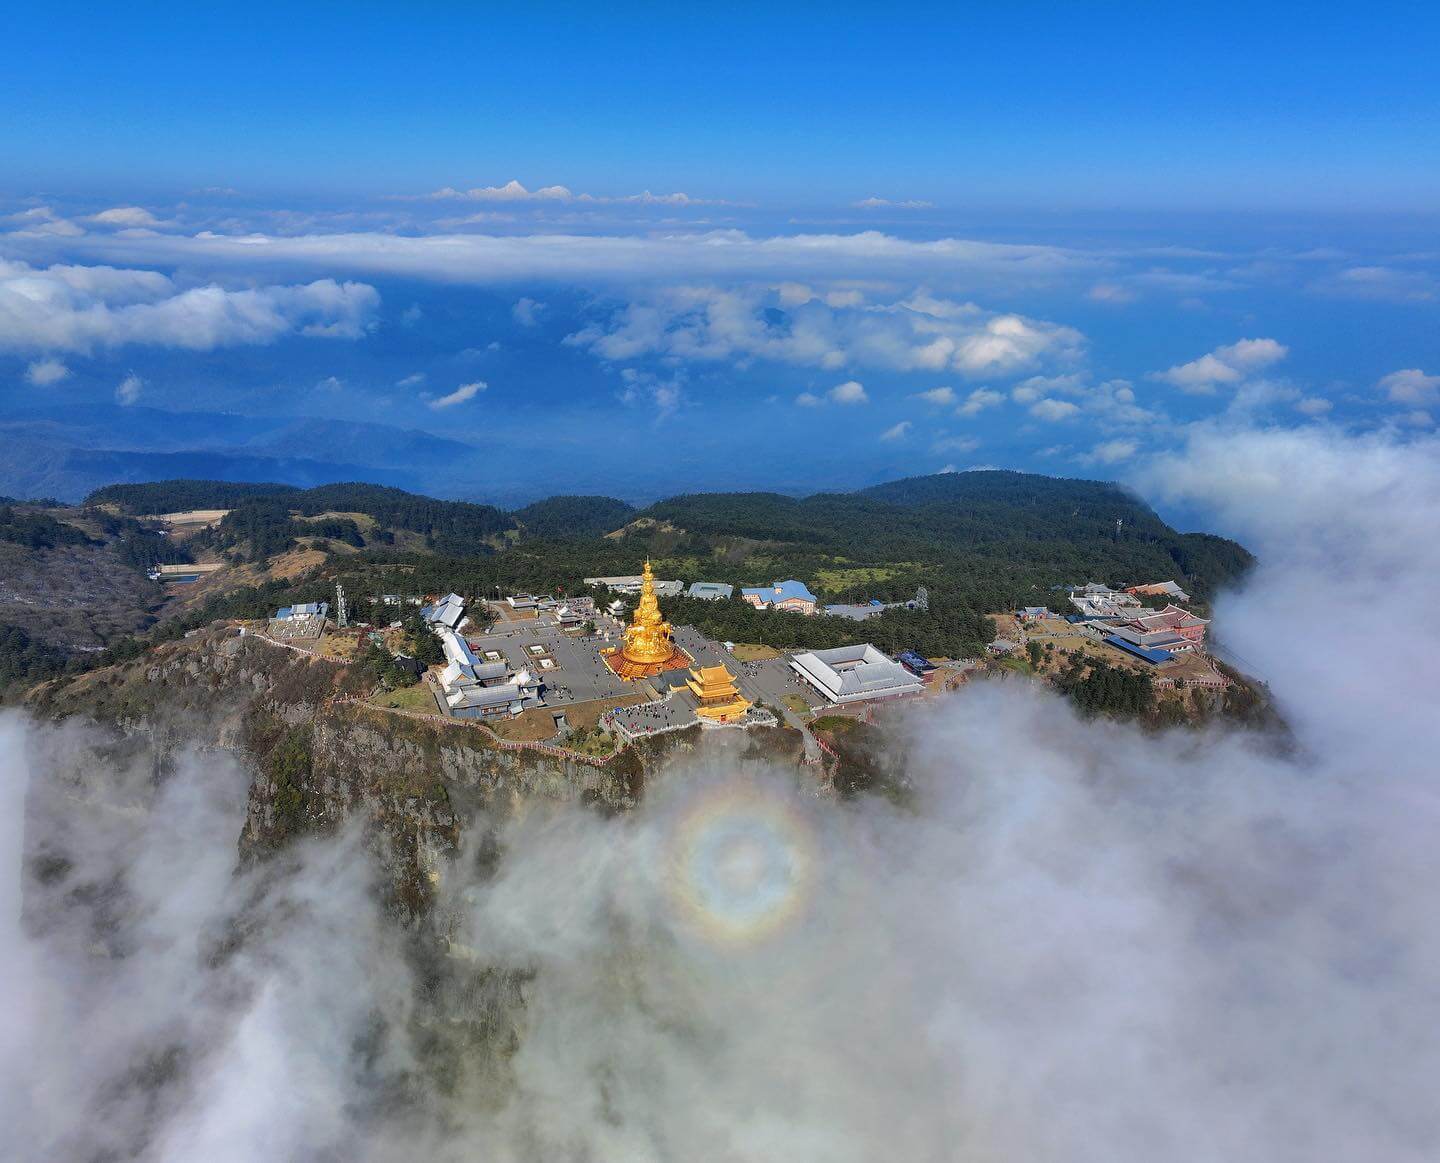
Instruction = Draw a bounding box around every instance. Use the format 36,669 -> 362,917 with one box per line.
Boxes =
1109,624 -> 1194,652
823,601 -> 884,621
789,644 -> 924,704
586,574 -> 685,597
1125,580 -> 1192,603
425,593 -> 466,628
444,675 -> 542,718
687,581 -> 734,600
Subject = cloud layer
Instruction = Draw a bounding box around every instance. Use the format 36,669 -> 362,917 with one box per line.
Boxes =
0,258 -> 379,354
567,286 -> 1083,377
4,426 -> 1440,1160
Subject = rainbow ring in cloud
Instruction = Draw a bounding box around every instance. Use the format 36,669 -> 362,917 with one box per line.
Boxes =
665,782 -> 818,949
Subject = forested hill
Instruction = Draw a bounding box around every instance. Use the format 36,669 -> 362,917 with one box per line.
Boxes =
512,495 -> 636,539
80,471 -> 1252,603
85,481 -> 632,545
86,480 -> 303,512
636,470 -> 1251,602
87,480 -> 517,558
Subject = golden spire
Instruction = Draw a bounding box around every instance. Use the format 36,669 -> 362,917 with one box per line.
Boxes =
602,560 -> 690,678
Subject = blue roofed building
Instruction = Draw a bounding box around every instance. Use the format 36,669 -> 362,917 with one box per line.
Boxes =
1103,635 -> 1175,665
742,579 -> 818,616
896,650 -> 937,676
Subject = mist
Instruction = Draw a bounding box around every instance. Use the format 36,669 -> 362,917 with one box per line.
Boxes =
4,425 -> 1440,1161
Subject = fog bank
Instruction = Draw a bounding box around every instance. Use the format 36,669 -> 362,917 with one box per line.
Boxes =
4,425 -> 1439,1161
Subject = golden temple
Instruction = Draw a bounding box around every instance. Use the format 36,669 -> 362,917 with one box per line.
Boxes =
602,559 -> 691,680
675,663 -> 752,721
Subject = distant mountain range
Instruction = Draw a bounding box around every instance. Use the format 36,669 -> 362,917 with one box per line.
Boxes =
0,404 -> 482,502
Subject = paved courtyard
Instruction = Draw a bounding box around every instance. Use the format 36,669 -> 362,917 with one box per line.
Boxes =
460,615 -> 829,750
462,617 -> 635,706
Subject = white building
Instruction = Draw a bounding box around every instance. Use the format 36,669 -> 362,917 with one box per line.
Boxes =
273,601 -> 329,621
585,574 -> 685,597
1070,588 -> 1142,619
425,593 -> 466,629
421,595 -> 544,719
435,624 -> 542,718
789,645 -> 924,704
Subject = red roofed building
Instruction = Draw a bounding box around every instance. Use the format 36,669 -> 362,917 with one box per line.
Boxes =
1128,603 -> 1209,644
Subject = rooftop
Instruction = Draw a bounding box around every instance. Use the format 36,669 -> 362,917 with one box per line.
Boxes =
743,579 -> 817,604
790,644 -> 923,702
1104,635 -> 1175,665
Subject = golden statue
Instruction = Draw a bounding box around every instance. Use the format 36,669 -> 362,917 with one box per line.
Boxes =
675,663 -> 752,721
603,560 -> 691,679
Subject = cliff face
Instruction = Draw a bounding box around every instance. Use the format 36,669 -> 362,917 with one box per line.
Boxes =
26,625 -> 801,917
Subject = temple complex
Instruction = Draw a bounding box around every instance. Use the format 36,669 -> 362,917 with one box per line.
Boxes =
675,663 -> 752,721
602,559 -> 691,679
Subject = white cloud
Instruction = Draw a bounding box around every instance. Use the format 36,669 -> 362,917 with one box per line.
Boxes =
1378,368 -> 1440,406
1015,372 -> 1089,397
909,386 -> 956,406
1295,396 -> 1333,416
931,434 -> 980,454
419,180 -> 726,206
2,205 -> 84,237
1029,398 -> 1080,422
86,206 -> 161,228
13,429 -> 1440,1161
880,421 -> 912,441
1087,281 -> 1136,303
1151,337 -> 1288,393
49,227 -> 1091,294
396,372 -> 426,388
566,286 -> 1084,379
512,297 -> 546,327
24,357 -> 69,386
315,375 -> 345,392
1314,265 -> 1438,302
1218,337 -> 1290,369
1087,438 -> 1139,464
1008,374 -> 1159,426
425,179 -> 576,202
854,196 -> 935,209
0,258 -> 378,354
428,381 -> 486,409
114,372 -> 142,405
957,387 -> 1004,416
617,367 -> 685,420
793,382 -> 868,407
1081,378 -> 1162,427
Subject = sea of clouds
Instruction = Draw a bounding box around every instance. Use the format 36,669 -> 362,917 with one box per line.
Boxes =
3,423 -> 1439,1162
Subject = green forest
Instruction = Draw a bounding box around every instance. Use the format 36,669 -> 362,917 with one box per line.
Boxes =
0,506 -> 96,550
3,469 -> 1258,701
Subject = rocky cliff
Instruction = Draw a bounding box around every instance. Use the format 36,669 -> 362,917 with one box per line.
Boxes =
27,625 -> 804,917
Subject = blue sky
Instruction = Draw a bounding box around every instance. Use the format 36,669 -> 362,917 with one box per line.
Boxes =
2,2 -> 1438,504
7,2 -> 1439,208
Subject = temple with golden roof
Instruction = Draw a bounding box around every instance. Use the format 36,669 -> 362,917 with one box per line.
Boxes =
675,663 -> 752,721
602,560 -> 692,680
